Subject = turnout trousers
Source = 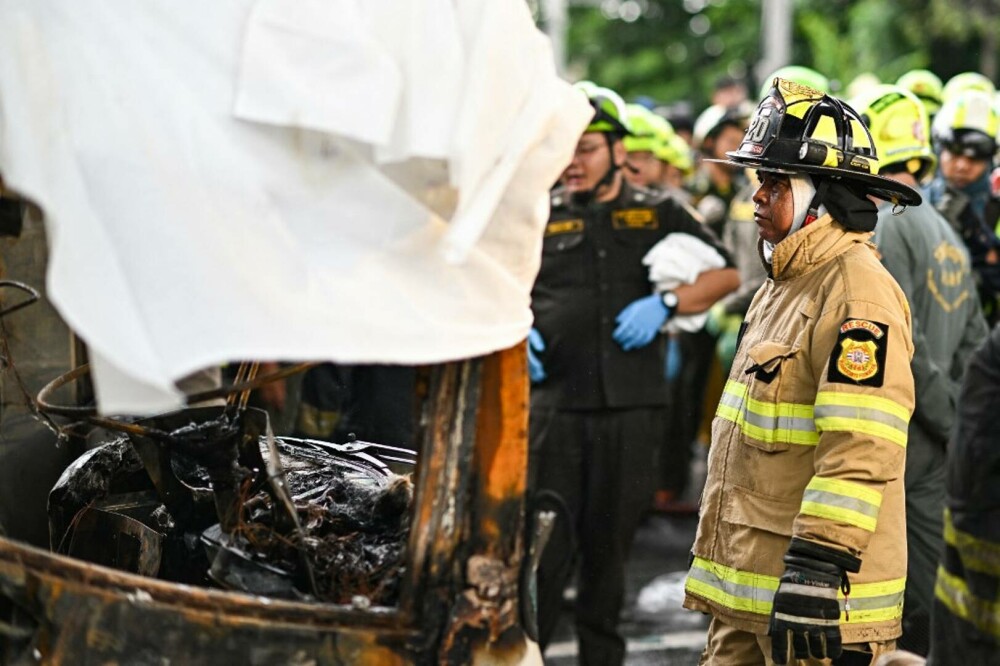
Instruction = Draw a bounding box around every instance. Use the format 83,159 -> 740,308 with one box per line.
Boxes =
529,406 -> 664,666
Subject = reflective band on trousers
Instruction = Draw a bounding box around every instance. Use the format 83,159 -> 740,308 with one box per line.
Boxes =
686,556 -> 905,624
716,381 -> 910,449
800,476 -> 883,533
943,508 -> 1000,574
717,380 -> 818,446
814,391 -> 910,448
935,565 -> 1000,640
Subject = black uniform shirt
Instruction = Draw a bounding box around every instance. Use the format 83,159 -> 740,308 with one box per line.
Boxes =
531,181 -> 734,410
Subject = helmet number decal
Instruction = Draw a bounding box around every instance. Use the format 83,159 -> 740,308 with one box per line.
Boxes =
747,108 -> 773,144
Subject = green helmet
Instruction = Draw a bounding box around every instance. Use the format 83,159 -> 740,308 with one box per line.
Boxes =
575,82 -> 631,135
896,69 -> 944,116
659,133 -> 694,174
942,72 -> 996,102
851,84 -> 937,183
717,78 -> 921,206
623,104 -> 675,155
758,65 -> 829,99
932,88 -> 999,160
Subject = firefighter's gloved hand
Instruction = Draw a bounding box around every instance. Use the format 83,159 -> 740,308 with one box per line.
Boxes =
769,552 -> 844,664
527,328 -> 547,383
613,294 -> 670,351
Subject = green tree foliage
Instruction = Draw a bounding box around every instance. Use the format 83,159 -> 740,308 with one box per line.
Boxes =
552,0 -> 995,108
561,0 -> 759,107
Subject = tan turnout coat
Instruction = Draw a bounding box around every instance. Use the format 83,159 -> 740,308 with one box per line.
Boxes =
684,214 -> 915,644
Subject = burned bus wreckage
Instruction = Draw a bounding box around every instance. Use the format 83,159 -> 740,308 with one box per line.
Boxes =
0,351 -> 540,664
0,1 -> 592,663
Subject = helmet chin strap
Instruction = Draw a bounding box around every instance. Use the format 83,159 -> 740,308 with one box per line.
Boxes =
802,176 -> 830,227
570,133 -> 623,208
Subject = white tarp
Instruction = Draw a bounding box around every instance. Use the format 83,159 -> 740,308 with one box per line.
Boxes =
0,0 -> 591,414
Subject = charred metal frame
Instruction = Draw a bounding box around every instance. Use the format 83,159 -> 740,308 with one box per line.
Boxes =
0,343 -> 531,664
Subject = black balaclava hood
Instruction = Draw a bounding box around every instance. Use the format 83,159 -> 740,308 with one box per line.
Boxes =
811,176 -> 878,233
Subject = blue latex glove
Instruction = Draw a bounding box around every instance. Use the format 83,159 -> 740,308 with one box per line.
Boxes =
664,335 -> 683,382
527,328 -> 547,383
612,294 -> 671,351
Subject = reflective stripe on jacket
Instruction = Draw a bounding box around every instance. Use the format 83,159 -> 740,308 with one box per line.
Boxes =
930,323 -> 1000,661
684,214 -> 915,644
935,508 -> 1000,641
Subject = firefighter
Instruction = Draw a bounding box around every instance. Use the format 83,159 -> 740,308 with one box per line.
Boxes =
929,322 -> 1000,664
684,78 -> 920,665
528,83 -> 739,665
927,88 -> 1000,323
853,84 -> 988,656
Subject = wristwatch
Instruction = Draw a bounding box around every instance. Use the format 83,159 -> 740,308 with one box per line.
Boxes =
661,290 -> 679,310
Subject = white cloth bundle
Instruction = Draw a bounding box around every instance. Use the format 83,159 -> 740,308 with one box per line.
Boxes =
642,233 -> 728,333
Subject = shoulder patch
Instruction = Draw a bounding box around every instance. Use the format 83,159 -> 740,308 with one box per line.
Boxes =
612,208 -> 659,230
827,318 -> 889,387
545,219 -> 584,236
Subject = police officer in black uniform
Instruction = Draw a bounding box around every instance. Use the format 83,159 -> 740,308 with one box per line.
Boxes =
528,84 -> 740,665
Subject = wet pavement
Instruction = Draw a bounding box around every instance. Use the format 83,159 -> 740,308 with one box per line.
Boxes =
543,512 -> 708,665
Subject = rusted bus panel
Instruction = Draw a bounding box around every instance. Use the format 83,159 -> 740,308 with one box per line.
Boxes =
404,363 -> 456,601
469,343 -> 529,558
0,541 -> 415,632
438,343 -> 531,664
402,361 -> 481,608
428,361 -> 481,584
0,540 -> 419,665
438,589 -> 528,664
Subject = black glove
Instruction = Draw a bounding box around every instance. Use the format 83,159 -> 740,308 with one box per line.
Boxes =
769,539 -> 858,664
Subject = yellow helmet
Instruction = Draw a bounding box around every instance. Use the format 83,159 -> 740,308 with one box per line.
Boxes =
659,132 -> 694,174
715,78 -> 921,205
942,72 -> 996,102
623,104 -> 675,155
896,69 -> 944,116
851,84 -> 937,183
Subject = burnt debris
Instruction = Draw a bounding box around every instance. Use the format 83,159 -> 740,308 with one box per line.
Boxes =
48,409 -> 414,607
219,469 -> 413,605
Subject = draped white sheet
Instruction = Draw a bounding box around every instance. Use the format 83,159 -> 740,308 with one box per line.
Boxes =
0,0 -> 591,414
